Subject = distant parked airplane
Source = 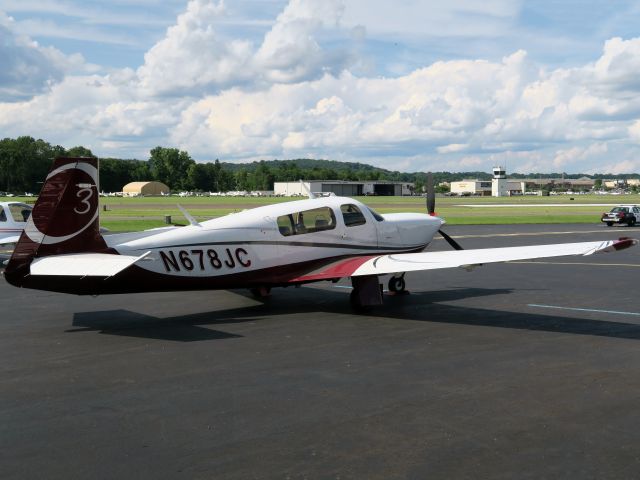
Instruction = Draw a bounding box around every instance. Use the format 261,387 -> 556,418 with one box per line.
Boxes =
0,201 -> 33,266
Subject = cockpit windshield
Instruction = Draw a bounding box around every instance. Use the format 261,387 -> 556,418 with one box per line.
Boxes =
366,206 -> 385,221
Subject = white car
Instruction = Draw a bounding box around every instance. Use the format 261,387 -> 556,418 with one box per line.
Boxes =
601,205 -> 640,227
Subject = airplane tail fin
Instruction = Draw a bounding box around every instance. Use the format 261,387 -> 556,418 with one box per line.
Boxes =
4,157 -> 108,285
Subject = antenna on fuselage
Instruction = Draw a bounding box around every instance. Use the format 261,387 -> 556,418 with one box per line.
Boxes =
299,179 -> 316,199
177,204 -> 201,227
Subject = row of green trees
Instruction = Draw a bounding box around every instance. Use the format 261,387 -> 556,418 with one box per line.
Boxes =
1,137 -> 426,194
0,138 -> 277,193
6,136 -> 631,195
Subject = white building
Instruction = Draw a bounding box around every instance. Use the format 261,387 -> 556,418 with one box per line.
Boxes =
450,180 -> 493,196
492,166 -> 509,197
450,169 -> 526,196
274,180 -> 414,197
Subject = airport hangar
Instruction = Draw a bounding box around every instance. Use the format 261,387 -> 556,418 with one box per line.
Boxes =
122,181 -> 170,197
274,180 -> 414,196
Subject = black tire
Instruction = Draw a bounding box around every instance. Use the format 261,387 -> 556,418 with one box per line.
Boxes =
606,222 -> 613,227
349,289 -> 370,312
629,218 -> 636,227
388,276 -> 406,293
350,289 -> 359,307
250,286 -> 271,298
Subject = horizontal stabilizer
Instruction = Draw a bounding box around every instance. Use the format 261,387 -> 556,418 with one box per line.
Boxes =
30,252 -> 150,277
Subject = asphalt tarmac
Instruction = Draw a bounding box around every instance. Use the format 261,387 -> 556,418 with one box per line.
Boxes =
2,224 -> 640,479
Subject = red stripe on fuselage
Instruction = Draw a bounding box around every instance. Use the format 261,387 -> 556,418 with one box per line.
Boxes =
288,255 -> 379,282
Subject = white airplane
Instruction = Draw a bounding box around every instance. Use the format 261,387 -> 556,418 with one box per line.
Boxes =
3,157 -> 637,308
1,202 -> 33,266
0,201 -> 32,246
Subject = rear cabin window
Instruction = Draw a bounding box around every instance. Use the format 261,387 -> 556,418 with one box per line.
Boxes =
341,204 -> 366,227
0,209 -> 6,222
277,207 -> 336,236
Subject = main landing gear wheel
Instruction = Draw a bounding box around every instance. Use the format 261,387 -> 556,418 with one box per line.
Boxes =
629,218 -> 636,227
250,286 -> 271,298
606,222 -> 613,227
388,276 -> 406,294
350,289 -> 371,312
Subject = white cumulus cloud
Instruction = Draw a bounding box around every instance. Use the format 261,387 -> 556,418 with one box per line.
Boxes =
254,0 -> 348,84
0,11 -> 86,101
1,0 -> 640,174
137,0 -> 350,96
137,0 -> 253,96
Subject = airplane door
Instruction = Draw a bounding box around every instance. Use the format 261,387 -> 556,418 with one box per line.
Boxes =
376,217 -> 399,249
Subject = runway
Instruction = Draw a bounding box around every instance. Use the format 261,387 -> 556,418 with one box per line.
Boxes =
2,224 -> 640,479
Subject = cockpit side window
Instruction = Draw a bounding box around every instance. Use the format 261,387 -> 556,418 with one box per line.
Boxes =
277,214 -> 294,236
277,207 -> 336,236
0,208 -> 6,222
341,204 -> 366,227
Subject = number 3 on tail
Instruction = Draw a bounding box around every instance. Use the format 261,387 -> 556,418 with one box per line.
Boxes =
74,187 -> 93,214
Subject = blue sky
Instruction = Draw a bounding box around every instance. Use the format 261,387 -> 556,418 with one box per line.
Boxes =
1,0 -> 640,173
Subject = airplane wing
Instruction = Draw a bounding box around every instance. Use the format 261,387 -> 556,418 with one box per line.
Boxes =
0,236 -> 19,266
290,238 -> 637,282
29,252 -> 151,277
0,235 -> 20,245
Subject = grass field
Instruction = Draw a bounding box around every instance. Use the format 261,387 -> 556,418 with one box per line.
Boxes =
3,194 -> 636,231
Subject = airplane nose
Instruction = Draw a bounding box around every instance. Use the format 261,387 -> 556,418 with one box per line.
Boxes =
429,215 -> 445,228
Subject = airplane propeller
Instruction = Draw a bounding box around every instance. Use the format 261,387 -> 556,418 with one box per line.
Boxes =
426,172 -> 436,217
426,172 -> 464,251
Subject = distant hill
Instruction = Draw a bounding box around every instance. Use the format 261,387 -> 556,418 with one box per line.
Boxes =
220,158 -> 496,183
222,159 -> 640,181
220,158 -> 384,173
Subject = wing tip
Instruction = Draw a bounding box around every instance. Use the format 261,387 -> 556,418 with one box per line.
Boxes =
613,237 -> 639,251
596,237 -> 639,254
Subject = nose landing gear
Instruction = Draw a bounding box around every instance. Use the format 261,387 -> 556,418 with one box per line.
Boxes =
388,274 -> 407,294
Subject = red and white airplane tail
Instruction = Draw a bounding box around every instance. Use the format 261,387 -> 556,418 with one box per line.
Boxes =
5,157 -> 109,285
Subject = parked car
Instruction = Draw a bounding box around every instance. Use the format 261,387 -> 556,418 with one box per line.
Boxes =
601,205 -> 640,226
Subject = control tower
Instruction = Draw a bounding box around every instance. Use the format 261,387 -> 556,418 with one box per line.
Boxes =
492,166 -> 508,197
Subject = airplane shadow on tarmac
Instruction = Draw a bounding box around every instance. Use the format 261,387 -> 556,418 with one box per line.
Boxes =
69,286 -> 640,342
